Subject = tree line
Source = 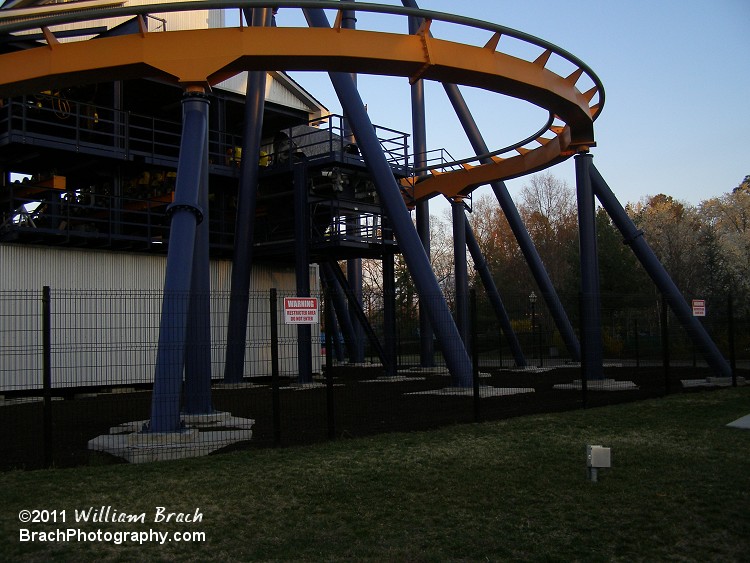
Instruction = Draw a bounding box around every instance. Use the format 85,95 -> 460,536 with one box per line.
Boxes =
358,173 -> 749,357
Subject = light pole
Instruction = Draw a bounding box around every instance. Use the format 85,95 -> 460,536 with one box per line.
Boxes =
529,291 -> 537,367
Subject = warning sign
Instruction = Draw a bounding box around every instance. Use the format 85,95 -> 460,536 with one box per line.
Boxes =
692,299 -> 706,317
284,297 -> 319,325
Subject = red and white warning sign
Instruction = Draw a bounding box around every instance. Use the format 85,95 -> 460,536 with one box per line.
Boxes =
284,297 -> 319,325
692,299 -> 706,317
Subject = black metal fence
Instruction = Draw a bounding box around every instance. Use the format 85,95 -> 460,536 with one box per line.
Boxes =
0,287 -> 746,470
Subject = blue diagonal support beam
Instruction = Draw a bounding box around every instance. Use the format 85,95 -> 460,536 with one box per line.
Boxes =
325,260 -> 390,372
400,0 -> 578,362
224,8 -> 271,383
303,6 -> 473,387
465,219 -> 527,367
452,198 -> 470,347
590,163 -> 732,378
320,262 -> 353,361
442,81 -> 582,362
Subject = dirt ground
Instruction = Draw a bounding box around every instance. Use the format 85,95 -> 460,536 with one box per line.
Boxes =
1,364 -> 745,470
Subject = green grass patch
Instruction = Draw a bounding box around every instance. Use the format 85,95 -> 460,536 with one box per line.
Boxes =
2,388 -> 748,561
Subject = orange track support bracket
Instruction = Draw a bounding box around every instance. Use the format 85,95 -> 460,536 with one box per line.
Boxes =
0,5 -> 602,204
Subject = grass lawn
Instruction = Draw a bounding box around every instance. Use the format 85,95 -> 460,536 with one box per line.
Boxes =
1,387 -> 748,562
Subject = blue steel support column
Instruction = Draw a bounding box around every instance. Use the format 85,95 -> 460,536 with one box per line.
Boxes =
443,82 -> 581,362
465,220 -> 527,367
575,152 -> 603,380
590,164 -> 733,378
294,162 -> 313,384
407,4 -> 434,367
341,0 -> 357,118
341,0 -> 365,364
346,222 -> 365,363
149,87 -> 208,433
382,218 -> 398,377
452,198 -> 470,347
184,98 -> 213,414
303,7 -> 472,387
224,8 -> 270,383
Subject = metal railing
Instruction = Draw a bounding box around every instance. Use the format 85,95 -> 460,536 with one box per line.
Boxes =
1,180 -> 172,250
266,114 -> 409,171
0,96 -> 232,168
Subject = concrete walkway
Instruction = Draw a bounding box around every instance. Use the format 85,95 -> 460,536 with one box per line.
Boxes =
727,414 -> 750,429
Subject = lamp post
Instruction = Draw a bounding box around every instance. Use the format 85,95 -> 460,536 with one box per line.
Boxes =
529,291 -> 537,367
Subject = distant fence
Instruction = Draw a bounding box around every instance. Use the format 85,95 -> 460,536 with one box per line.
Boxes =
0,287 -> 746,470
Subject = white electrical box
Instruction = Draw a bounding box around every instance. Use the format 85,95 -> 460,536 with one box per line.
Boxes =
587,445 -> 611,468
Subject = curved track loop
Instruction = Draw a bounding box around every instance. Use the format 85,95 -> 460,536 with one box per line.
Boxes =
0,1 -> 603,203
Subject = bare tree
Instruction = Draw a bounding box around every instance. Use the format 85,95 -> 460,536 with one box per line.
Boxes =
630,194 -> 703,297
699,179 -> 750,305
520,171 -> 576,232
519,172 -> 578,287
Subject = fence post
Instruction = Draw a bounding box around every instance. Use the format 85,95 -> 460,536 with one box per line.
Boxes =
728,292 -> 737,387
471,289 -> 481,422
325,289 -> 336,440
634,318 -> 640,369
42,286 -> 52,467
579,293 -> 588,408
498,325 -> 504,369
692,341 -> 697,369
661,296 -> 671,395
539,323 -> 544,369
270,288 -> 281,447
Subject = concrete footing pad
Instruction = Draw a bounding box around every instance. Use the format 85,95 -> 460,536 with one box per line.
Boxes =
681,377 -> 746,389
405,386 -> 535,397
362,376 -> 427,383
212,382 -> 264,390
727,414 -> 750,429
399,367 -> 449,375
288,382 -> 328,390
87,411 -> 254,464
510,366 -> 556,373
363,369 -> 491,384
1,396 -> 63,406
553,379 -> 639,391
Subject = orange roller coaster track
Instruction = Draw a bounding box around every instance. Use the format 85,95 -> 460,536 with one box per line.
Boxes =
0,0 -> 604,203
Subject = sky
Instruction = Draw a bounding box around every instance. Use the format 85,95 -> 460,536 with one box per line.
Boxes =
4,1 -> 745,213
260,0 -> 749,216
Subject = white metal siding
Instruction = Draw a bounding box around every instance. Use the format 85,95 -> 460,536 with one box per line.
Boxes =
215,73 -> 317,115
0,244 -> 321,390
39,0 -> 214,38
